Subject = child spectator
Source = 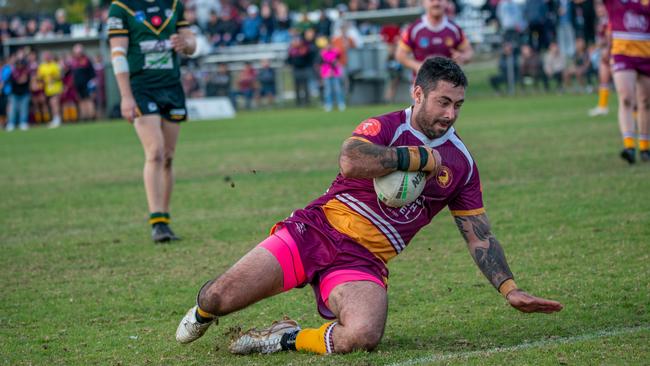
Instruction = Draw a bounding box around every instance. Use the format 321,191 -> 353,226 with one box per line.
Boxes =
520,44 -> 548,92
319,39 -> 346,112
37,51 -> 63,127
235,62 -> 257,109
543,42 -> 566,91
563,38 -> 591,93
60,59 -> 79,123
28,50 -> 49,124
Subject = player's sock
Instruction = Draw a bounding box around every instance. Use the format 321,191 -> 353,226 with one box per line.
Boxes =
149,212 -> 170,226
597,86 -> 608,108
283,321 -> 336,354
639,136 -> 649,152
194,306 -> 217,324
623,136 -> 636,150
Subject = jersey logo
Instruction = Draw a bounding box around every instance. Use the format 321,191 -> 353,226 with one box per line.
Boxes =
151,15 -> 162,26
623,11 -> 649,32
148,102 -> 157,112
436,166 -> 452,188
419,37 -> 429,48
135,11 -> 146,23
107,17 -> 124,30
354,119 -> 381,136
445,37 -> 454,47
147,6 -> 160,13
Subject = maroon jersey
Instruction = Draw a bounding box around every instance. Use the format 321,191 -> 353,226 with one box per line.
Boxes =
287,108 -> 484,264
399,15 -> 468,62
604,0 -> 650,58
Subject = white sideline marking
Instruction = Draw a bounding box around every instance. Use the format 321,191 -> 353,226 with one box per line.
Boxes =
388,325 -> 650,366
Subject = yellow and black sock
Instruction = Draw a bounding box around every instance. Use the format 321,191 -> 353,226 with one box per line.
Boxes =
149,212 -> 170,226
195,306 -> 217,324
624,136 -> 636,150
639,136 -> 649,152
280,321 -> 337,354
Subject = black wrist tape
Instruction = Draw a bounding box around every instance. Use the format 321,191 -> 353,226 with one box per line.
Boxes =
396,147 -> 410,171
418,146 -> 429,170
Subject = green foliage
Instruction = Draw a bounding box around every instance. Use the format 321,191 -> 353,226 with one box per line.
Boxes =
1,91 -> 648,365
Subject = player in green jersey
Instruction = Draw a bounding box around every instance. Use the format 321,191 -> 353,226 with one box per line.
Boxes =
107,0 -> 198,242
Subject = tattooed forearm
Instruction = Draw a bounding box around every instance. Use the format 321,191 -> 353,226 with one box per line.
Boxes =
454,214 -> 514,290
339,138 -> 397,178
474,237 -> 513,289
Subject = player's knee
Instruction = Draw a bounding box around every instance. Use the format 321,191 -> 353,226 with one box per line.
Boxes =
197,279 -> 237,316
164,155 -> 173,169
621,95 -> 635,108
145,149 -> 165,165
335,324 -> 383,353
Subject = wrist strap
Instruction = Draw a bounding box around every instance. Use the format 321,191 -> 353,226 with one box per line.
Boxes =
396,147 -> 410,171
498,279 -> 518,298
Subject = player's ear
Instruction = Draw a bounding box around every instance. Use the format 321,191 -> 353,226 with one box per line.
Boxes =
413,85 -> 423,104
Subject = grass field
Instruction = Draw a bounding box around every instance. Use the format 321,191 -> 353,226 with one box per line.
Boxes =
1,92 -> 649,365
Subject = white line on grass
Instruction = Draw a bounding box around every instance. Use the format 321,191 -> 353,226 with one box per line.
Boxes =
388,324 -> 650,366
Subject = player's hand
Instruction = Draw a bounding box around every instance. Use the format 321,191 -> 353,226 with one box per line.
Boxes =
506,289 -> 563,314
121,96 -> 137,122
170,34 -> 187,54
451,50 -> 465,64
422,147 -> 442,179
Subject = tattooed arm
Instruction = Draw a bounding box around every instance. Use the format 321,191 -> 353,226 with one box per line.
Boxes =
454,213 -> 564,314
338,137 -> 399,178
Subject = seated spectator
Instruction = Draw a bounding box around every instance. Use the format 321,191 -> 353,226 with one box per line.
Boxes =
54,8 -> 71,36
519,44 -> 548,92
257,59 -> 276,107
563,37 -> 591,93
6,53 -> 31,131
234,62 -> 257,110
206,63 -> 233,98
294,12 -> 313,35
241,5 -> 262,44
489,42 -> 519,95
543,42 -> 567,91
10,17 -> 25,38
259,2 -> 275,44
182,71 -> 204,98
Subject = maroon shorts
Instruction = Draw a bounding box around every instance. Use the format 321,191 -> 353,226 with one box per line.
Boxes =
611,55 -> 650,77
260,207 -> 388,319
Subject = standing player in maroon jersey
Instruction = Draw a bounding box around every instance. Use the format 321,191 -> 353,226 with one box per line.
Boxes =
603,0 -> 650,163
175,57 -> 562,355
395,0 -> 473,75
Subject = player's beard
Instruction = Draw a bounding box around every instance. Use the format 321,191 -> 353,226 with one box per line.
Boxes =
414,99 -> 454,139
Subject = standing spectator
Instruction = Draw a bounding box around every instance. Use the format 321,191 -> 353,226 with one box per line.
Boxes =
572,0 -> 596,45
315,10 -> 332,38
543,42 -> 567,91
331,22 -> 359,96
0,55 -> 12,126
60,59 -> 79,123
320,40 -> 346,112
241,5 -> 262,44
295,12 -> 314,35
28,51 -> 49,124
287,35 -> 315,107
396,0 -> 473,76
35,19 -> 55,39
70,44 -> 96,120
37,51 -> 62,127
497,0 -> 526,46
555,0 -> 575,58
271,2 -> 292,43
234,62 -> 257,110
204,11 -> 221,48
92,54 -> 105,118
25,19 -> 38,37
524,0 -> 550,51
520,44 -> 549,92
257,59 -> 277,107
215,10 -> 240,47
6,54 -> 31,131
259,2 -> 275,43
54,8 -> 72,36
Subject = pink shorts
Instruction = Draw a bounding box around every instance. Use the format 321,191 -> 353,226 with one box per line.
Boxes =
259,226 -> 386,319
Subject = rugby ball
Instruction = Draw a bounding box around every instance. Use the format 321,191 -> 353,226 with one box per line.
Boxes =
373,171 -> 426,207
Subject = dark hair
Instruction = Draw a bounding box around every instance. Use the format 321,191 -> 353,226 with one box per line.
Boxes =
414,57 -> 468,95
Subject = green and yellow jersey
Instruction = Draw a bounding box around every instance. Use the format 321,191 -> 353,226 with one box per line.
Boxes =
107,0 -> 190,88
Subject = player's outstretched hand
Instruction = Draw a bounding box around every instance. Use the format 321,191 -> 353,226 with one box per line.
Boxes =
170,34 -> 187,54
506,290 -> 563,314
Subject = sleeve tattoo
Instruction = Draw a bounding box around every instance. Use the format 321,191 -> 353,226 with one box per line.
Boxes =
343,138 -> 397,170
454,214 -> 514,290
